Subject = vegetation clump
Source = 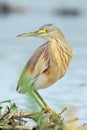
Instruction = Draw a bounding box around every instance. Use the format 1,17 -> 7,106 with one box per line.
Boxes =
0,100 -> 86,130
0,100 -> 65,130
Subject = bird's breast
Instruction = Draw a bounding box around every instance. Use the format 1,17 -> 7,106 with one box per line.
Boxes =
45,42 -> 73,83
27,41 -> 73,89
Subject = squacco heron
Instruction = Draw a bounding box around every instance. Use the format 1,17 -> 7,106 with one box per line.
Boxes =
17,24 -> 73,110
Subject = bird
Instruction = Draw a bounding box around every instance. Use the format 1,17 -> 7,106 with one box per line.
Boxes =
16,24 -> 73,111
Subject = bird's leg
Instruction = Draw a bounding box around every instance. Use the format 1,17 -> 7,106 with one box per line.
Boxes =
33,89 -> 55,114
34,89 -> 48,107
30,89 -> 44,109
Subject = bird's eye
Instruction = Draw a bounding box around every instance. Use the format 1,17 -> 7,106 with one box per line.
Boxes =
45,29 -> 48,32
39,29 -> 48,34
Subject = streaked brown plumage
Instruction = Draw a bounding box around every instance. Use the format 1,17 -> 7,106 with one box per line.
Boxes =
17,24 -> 73,109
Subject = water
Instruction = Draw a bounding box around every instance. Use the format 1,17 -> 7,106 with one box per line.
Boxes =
0,0 -> 87,124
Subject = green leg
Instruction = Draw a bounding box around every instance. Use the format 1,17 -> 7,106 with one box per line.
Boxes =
34,89 -> 48,107
31,89 -> 56,114
33,89 -> 56,114
30,89 -> 44,109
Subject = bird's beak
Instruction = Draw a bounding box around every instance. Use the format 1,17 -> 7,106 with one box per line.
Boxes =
17,29 -> 48,38
17,31 -> 40,38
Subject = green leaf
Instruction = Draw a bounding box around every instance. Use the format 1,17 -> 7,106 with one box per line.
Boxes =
0,104 -> 3,120
0,100 -> 11,104
8,103 -> 17,119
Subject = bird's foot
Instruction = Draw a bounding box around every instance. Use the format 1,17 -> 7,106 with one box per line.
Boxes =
42,106 -> 61,124
42,106 -> 56,115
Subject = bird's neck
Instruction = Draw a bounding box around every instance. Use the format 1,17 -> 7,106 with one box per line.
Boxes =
48,33 -> 73,58
48,34 -> 73,71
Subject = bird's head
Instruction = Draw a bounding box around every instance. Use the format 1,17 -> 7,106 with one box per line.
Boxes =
17,24 -> 59,40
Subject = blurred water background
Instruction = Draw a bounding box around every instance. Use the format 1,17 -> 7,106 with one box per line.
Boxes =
0,0 -> 87,124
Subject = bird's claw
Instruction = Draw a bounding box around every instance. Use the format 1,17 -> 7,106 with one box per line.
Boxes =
42,106 -> 56,115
